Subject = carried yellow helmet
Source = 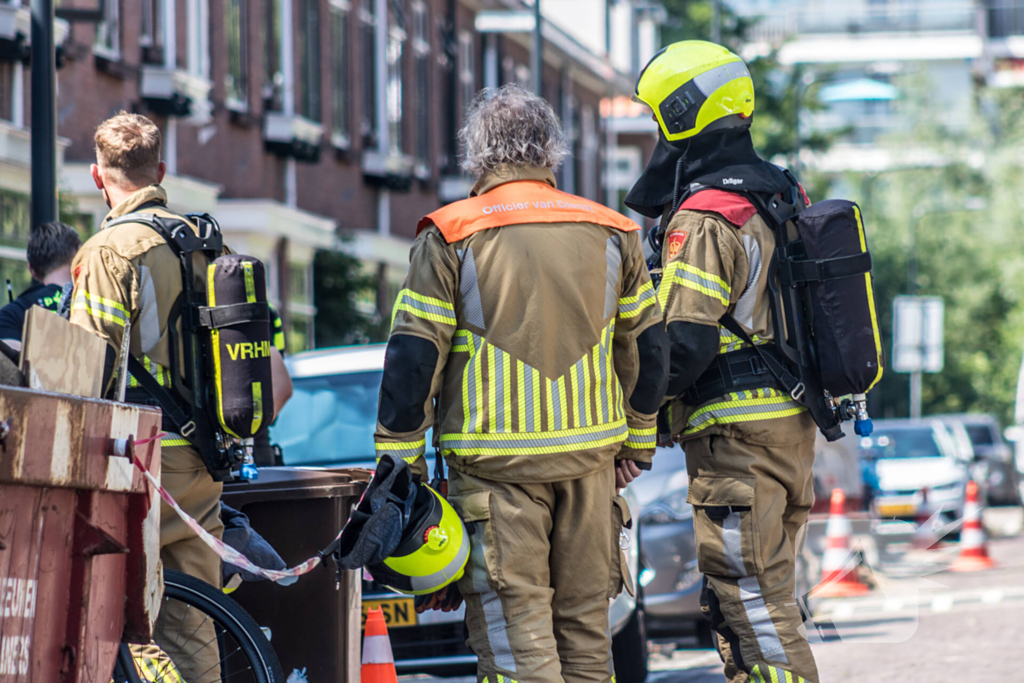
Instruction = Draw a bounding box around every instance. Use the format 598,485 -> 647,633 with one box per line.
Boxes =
369,483 -> 469,596
634,41 -> 755,143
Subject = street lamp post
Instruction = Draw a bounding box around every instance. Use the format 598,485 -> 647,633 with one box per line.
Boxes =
30,0 -> 58,228
532,0 -> 543,95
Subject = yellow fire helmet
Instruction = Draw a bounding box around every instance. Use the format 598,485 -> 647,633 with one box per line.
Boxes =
368,482 -> 469,596
634,41 -> 755,143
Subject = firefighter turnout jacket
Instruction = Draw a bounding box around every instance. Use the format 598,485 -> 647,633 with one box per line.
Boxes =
375,166 -> 669,482
70,183 -> 226,681
659,189 -> 811,443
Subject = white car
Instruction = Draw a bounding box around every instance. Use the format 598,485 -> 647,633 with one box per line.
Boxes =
860,419 -> 969,534
271,344 -> 648,682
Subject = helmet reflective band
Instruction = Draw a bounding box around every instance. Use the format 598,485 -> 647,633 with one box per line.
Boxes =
369,484 -> 469,596
635,41 -> 755,142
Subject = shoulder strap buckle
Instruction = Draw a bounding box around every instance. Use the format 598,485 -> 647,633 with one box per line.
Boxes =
180,421 -> 197,438
790,382 -> 806,401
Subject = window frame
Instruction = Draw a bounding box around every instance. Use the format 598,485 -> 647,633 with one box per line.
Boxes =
359,0 -> 378,145
411,0 -> 430,172
94,0 -> 122,59
298,0 -> 323,123
330,0 -> 352,149
224,0 -> 249,112
457,30 -> 475,120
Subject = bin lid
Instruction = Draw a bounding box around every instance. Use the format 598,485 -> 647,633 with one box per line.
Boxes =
222,466 -> 366,503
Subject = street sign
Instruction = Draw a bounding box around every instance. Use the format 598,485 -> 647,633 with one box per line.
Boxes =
892,295 -> 944,373
474,10 -> 536,33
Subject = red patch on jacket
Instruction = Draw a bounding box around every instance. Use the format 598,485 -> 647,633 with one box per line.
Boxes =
666,231 -> 687,260
678,189 -> 757,227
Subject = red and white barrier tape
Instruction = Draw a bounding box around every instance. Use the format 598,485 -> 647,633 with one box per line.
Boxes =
131,434 -> 341,586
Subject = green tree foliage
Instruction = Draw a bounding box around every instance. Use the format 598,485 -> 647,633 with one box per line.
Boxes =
313,244 -> 389,348
841,75 -> 1024,424
658,0 -> 832,163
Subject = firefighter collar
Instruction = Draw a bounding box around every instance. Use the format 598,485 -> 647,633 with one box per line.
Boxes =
471,165 -> 557,197
624,129 -> 789,219
103,184 -> 169,228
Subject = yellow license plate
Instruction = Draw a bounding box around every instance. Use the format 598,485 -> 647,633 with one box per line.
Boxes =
362,597 -> 417,630
878,504 -> 916,517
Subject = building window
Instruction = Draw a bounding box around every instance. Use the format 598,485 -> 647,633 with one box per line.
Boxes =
360,0 -> 378,145
386,2 -> 407,154
288,263 -> 313,305
330,0 -> 351,147
299,0 -> 322,122
140,0 -> 162,64
225,0 -> 248,110
412,1 -> 430,168
186,0 -> 211,80
95,0 -> 121,56
263,0 -> 283,110
458,31 -> 475,120
0,63 -> 14,122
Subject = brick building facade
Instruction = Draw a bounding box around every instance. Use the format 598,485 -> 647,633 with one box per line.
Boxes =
1,0 -> 652,350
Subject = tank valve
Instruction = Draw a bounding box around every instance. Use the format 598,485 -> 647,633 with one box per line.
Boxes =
851,393 -> 873,437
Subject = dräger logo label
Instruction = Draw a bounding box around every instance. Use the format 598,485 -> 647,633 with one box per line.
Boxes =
722,178 -> 743,186
0,577 -> 36,676
226,341 -> 272,361
482,200 -> 595,215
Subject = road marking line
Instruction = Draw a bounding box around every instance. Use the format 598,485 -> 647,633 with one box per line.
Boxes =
981,589 -> 1003,604
931,596 -> 954,613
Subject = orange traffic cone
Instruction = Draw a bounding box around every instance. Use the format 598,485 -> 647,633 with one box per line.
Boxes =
949,480 -> 996,572
362,607 -> 398,683
811,489 -> 870,598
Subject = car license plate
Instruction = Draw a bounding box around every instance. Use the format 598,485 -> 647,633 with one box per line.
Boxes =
878,503 -> 915,517
362,597 -> 417,629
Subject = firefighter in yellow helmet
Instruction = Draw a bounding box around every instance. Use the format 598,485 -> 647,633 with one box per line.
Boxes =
374,84 -> 669,683
626,42 -> 820,683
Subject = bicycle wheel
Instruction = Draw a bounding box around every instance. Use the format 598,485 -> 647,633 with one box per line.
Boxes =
114,569 -> 285,683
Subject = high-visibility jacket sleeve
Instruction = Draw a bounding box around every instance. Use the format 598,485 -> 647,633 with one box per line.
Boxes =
375,227 -> 459,480
658,212 -> 749,326
613,231 -> 669,464
69,244 -> 136,364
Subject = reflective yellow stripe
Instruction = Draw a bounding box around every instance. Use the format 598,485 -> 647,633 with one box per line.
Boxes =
242,261 -> 257,303
658,261 -> 732,308
474,336 -> 484,430
604,324 -> 616,421
207,264 -> 238,437
855,205 -> 884,391
684,389 -> 805,435
375,439 -> 426,464
531,366 -> 541,431
517,359 -> 526,432
570,359 -> 582,428
487,344 -> 497,432
557,375 -> 567,430
442,419 -> 627,457
462,335 -> 474,432
392,288 -> 457,327
251,381 -> 263,434
618,280 -> 656,318
546,378 -> 556,432
591,333 -> 604,422
451,329 -> 472,353
502,349 -> 513,433
71,296 -> 127,326
624,425 -> 656,449
582,354 -> 593,427
161,437 -> 192,447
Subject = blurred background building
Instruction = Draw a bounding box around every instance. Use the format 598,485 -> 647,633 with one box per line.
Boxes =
0,0 -> 663,351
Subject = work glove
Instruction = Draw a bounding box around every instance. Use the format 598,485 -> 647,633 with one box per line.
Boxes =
414,583 -> 463,613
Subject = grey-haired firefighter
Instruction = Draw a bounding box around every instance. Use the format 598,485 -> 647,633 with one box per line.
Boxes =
626,42 -> 820,683
373,84 -> 669,683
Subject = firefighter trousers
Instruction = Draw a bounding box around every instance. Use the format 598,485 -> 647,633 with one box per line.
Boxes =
131,444 -> 224,683
448,463 -> 632,683
685,427 -> 818,683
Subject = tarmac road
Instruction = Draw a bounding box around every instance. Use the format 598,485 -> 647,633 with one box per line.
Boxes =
402,507 -> 1024,682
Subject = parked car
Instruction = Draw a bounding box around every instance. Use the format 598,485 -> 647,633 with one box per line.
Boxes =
858,419 -> 969,531
938,413 -> 1020,506
271,344 -> 649,681
631,444 -> 705,644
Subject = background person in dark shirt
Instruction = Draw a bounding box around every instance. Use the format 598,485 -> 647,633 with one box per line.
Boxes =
0,222 -> 82,351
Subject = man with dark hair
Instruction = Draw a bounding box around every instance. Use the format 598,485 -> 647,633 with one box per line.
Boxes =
0,221 -> 82,350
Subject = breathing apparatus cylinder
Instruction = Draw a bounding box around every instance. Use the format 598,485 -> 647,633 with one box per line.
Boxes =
203,255 -> 275,443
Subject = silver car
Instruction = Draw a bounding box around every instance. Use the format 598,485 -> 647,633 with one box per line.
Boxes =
939,413 -> 1020,506
631,444 -> 705,643
271,344 -> 649,681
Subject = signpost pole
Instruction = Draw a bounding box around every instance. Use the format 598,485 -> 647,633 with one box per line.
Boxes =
910,371 -> 922,419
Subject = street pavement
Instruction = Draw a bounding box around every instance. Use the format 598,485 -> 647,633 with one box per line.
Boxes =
401,507 -> 1024,682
